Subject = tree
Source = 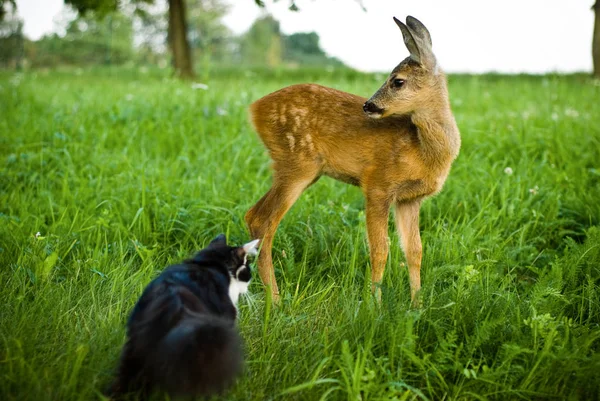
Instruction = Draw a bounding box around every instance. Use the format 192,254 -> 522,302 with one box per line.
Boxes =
240,15 -> 282,66
594,1 -> 600,78
166,0 -> 193,77
187,0 -> 232,64
0,3 -> 23,69
283,32 -> 343,66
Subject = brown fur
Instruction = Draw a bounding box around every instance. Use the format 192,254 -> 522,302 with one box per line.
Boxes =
245,16 -> 461,303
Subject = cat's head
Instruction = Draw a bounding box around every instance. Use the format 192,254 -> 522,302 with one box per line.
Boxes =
205,234 -> 258,281
204,234 -> 259,305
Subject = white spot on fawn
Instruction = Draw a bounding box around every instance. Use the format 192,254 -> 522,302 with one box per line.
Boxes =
305,134 -> 315,152
287,134 -> 296,152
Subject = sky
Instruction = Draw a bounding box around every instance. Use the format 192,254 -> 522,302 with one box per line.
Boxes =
15,0 -> 596,74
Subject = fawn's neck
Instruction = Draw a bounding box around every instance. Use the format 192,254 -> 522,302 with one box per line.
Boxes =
411,87 -> 461,166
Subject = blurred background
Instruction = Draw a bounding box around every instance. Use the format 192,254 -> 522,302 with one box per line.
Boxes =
1,0 -> 598,78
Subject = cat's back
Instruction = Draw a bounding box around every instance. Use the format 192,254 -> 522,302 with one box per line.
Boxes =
129,262 -> 235,326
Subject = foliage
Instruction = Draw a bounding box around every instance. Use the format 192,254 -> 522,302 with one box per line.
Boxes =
186,0 -> 233,63
0,0 -> 15,20
1,68 -> 599,400
29,12 -> 134,67
239,14 -> 282,66
62,0 -> 154,16
2,2 -> 339,71
240,15 -> 344,67
64,0 -> 119,15
284,32 -> 343,67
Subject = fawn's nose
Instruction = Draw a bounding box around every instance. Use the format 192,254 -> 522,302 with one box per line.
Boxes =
363,101 -> 384,114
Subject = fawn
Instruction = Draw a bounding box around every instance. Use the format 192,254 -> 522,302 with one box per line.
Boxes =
245,16 -> 461,303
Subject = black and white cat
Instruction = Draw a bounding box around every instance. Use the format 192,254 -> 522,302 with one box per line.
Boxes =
107,234 -> 259,400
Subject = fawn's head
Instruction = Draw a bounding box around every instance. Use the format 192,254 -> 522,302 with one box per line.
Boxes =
363,16 -> 447,119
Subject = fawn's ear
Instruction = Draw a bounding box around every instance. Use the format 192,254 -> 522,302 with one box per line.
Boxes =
394,16 -> 421,63
208,233 -> 227,247
393,16 -> 436,69
406,16 -> 432,48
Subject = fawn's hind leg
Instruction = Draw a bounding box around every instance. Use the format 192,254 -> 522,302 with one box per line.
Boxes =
245,168 -> 319,301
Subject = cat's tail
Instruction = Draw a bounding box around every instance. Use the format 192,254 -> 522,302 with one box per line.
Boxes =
149,309 -> 244,397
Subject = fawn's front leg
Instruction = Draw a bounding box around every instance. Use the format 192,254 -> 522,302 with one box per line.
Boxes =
365,191 -> 393,300
394,199 -> 422,304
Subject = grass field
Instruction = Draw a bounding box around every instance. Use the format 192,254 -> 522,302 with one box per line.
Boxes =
1,67 -> 600,401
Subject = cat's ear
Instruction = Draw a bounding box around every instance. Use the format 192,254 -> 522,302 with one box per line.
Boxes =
242,239 -> 260,256
208,233 -> 227,248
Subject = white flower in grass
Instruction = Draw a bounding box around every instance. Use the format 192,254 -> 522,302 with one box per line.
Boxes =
216,107 -> 227,116
529,185 -> 539,195
35,232 -> 41,238
551,112 -> 559,121
191,82 -> 209,90
504,167 -> 513,175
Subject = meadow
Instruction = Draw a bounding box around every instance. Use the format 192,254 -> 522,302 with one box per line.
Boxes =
1,67 -> 599,401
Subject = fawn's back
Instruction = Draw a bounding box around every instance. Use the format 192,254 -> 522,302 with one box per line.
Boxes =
250,84 -> 437,195
250,83 -> 447,200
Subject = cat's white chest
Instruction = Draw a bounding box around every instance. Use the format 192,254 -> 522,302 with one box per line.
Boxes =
228,277 -> 249,306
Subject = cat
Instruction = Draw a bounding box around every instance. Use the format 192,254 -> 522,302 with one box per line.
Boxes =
107,234 -> 259,400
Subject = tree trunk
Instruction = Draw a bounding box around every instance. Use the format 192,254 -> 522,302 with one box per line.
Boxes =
168,0 -> 194,79
594,2 -> 600,78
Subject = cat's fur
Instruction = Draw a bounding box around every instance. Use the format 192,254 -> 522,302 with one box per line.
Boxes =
107,234 -> 259,400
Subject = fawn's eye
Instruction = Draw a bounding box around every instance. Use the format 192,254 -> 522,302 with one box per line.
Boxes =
392,78 -> 405,89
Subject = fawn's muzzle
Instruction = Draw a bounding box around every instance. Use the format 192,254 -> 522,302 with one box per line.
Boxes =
363,101 -> 384,117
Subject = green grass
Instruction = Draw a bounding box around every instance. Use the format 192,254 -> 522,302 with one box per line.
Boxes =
1,67 -> 600,401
